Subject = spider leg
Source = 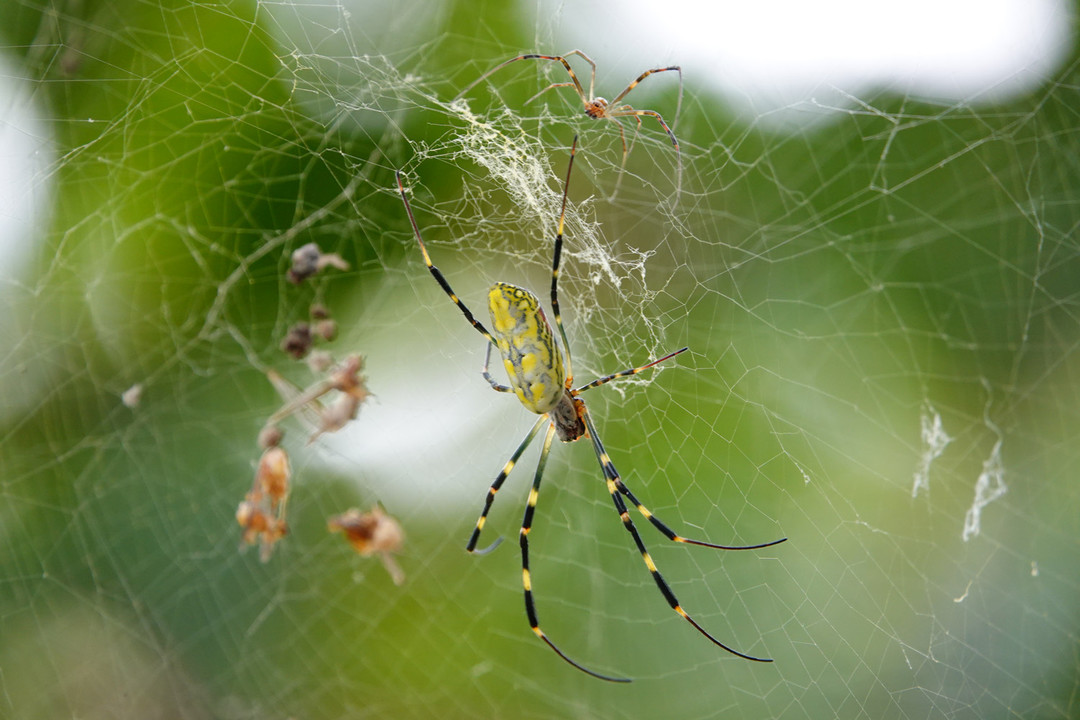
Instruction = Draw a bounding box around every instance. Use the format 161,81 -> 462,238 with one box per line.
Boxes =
573,350 -> 785,549
396,171 -> 496,344
550,136 -> 578,381
482,343 -> 512,393
525,82 -> 577,107
466,414 -> 549,554
581,408 -> 774,663
600,109 -> 640,202
559,49 -> 598,101
455,54 -> 588,107
614,104 -> 645,135
520,422 -> 630,682
614,480 -> 788,551
607,107 -> 683,204
575,347 -> 688,393
607,108 -> 678,150
609,66 -> 682,109
608,119 -> 630,201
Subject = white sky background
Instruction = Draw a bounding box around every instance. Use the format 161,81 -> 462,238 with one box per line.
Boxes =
0,72 -> 52,422
539,0 -> 1072,114
0,71 -> 51,275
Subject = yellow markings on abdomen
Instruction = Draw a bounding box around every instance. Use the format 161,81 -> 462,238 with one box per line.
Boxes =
488,282 -> 566,415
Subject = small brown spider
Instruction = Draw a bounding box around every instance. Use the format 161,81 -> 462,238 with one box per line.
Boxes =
456,49 -> 682,193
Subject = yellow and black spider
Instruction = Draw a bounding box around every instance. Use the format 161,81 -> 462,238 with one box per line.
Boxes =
395,138 -> 785,682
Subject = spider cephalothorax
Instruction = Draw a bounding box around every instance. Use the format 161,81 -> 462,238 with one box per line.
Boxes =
584,97 -> 608,119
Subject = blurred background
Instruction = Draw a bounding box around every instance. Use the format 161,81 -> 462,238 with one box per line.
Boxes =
1,1 -> 1078,718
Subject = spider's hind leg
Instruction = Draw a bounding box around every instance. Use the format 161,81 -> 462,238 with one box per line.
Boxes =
582,408 -> 776,663
614,480 -> 787,551
520,422 -> 630,682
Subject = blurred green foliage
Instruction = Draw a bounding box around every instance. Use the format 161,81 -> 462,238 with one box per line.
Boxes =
1,1 -> 1078,719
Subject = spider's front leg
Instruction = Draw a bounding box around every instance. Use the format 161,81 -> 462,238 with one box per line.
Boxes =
481,343 -> 512,393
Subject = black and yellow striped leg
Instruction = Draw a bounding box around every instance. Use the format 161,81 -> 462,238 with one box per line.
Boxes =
482,343 -> 512,393
520,423 -> 631,683
575,347 -> 688,393
614,480 -> 788,551
467,415 -> 550,555
550,136 -> 579,380
396,171 -> 496,344
573,349 -> 785,549
582,409 -> 774,663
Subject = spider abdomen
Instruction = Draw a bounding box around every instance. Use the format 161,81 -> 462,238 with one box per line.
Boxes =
488,282 -> 565,415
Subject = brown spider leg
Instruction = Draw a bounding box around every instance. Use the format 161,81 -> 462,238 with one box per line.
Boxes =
455,54 -> 588,107
607,108 -> 678,150
550,136 -> 578,381
608,108 -> 683,203
520,422 -> 631,682
574,347 -> 688,393
609,66 -> 682,110
396,171 -> 496,344
466,414 -> 549,555
674,69 -> 684,133
603,112 -> 640,201
614,104 -> 645,149
525,81 -> 577,106
558,49 -> 598,101
581,408 -> 775,663
482,343 -> 512,393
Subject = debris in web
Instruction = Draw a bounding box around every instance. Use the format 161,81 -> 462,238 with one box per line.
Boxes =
266,354 -> 371,445
121,383 -> 144,409
236,431 -> 291,563
281,322 -> 314,359
328,506 -> 407,586
280,303 -> 345,360
912,404 -> 952,498
287,242 -> 350,284
233,241 -> 382,562
962,439 -> 1007,542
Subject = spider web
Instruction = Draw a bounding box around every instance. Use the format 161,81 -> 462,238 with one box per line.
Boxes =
2,1 -> 1078,718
